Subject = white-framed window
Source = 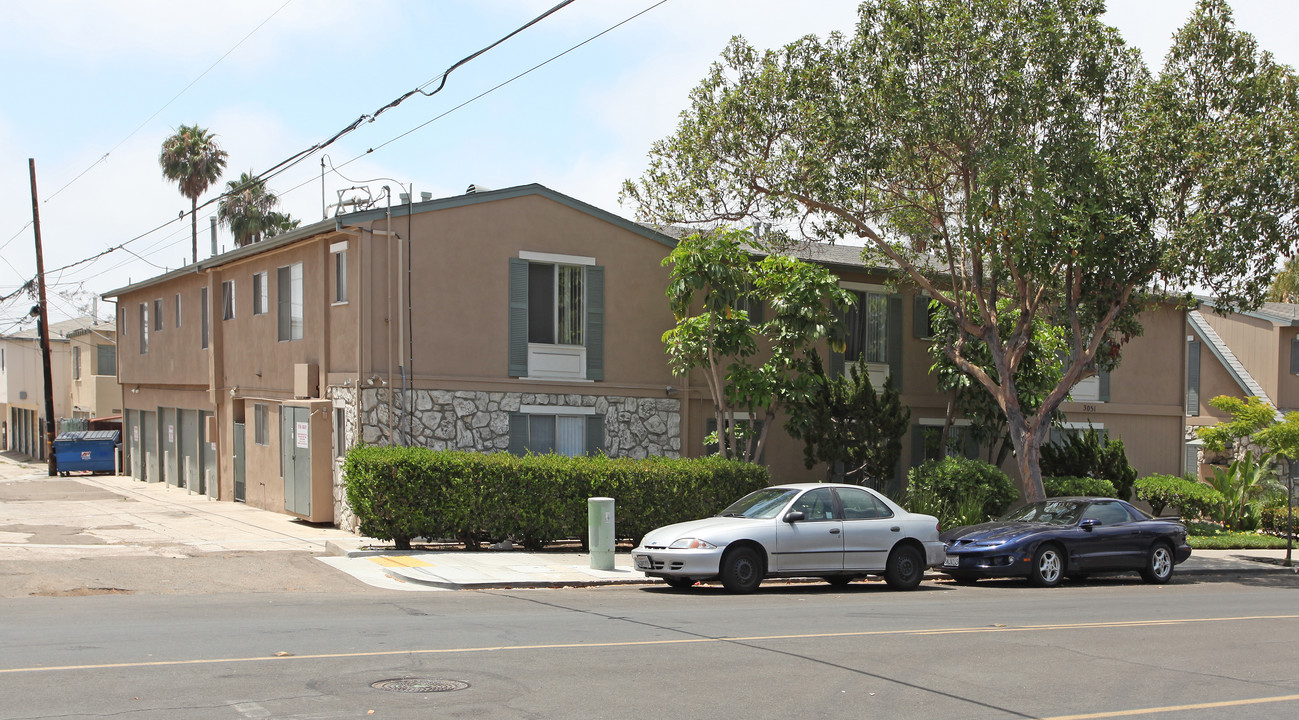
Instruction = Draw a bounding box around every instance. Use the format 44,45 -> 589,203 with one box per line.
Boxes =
254,403 -> 269,445
332,243 -> 348,304
252,272 -> 268,316
277,263 -> 303,341
139,303 -> 149,354
528,262 -> 585,346
510,405 -> 602,457
221,280 -> 235,321
844,288 -> 887,364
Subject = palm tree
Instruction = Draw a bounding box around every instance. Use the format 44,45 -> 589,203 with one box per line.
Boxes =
218,171 -> 280,247
1268,257 -> 1299,303
159,125 -> 228,264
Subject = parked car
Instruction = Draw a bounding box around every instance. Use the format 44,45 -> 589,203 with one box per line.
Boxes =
939,497 -> 1192,587
632,483 -> 945,593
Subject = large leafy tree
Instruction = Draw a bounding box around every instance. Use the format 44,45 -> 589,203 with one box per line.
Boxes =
159,124 -> 228,264
218,171 -> 299,247
663,228 -> 851,462
623,0 -> 1299,501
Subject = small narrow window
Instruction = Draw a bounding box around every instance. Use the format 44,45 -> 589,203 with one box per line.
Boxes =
334,408 -> 347,458
153,299 -> 163,332
139,303 -> 149,354
174,294 -> 182,328
333,250 -> 348,303
277,263 -> 303,341
200,287 -> 209,349
72,346 -> 82,380
97,344 -> 116,376
252,272 -> 267,315
254,403 -> 269,445
222,280 -> 235,321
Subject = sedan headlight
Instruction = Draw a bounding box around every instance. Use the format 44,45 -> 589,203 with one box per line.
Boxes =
668,538 -> 717,550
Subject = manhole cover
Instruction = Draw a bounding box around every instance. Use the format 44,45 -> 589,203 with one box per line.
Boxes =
371,678 -> 469,693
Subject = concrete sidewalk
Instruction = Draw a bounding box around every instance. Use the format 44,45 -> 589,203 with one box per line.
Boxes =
3,453 -> 1296,592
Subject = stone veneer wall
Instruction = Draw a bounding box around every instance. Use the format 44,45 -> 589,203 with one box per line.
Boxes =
331,387 -> 682,532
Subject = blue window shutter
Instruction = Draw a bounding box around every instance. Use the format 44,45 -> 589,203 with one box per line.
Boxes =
887,294 -> 903,389
508,259 -> 529,377
585,415 -> 605,456
1099,368 -> 1111,403
508,413 -> 529,456
1186,340 -> 1201,416
1291,336 -> 1299,375
586,265 -> 604,381
911,425 -> 926,467
913,294 -> 931,338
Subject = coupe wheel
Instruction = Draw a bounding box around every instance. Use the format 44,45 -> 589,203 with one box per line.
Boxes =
720,546 -> 764,594
1140,543 -> 1174,584
662,576 -> 695,589
1029,545 -> 1064,588
884,545 -> 925,590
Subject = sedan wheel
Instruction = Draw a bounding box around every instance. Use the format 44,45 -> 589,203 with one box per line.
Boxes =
1029,545 -> 1064,588
884,545 -> 925,591
720,546 -> 763,594
1140,543 -> 1175,585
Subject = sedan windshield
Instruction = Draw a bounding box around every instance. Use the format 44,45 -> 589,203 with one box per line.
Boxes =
719,488 -> 799,519
999,500 -> 1087,525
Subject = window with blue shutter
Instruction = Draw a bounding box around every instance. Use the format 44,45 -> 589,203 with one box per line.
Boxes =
1186,339 -> 1201,416
508,258 -> 603,380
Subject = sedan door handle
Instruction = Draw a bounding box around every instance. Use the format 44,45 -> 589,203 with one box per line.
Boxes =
890,526 -> 901,532
829,528 -> 841,534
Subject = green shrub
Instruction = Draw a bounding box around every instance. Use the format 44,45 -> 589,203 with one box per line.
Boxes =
342,446 -> 770,549
1260,506 -> 1299,537
1133,474 -> 1222,518
1041,427 -> 1138,500
905,456 -> 1017,522
1043,476 -> 1117,498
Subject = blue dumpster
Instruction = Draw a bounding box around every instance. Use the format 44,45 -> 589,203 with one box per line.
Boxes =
53,430 -> 121,476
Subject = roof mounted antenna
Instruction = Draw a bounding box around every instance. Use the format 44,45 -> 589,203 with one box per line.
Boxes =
327,186 -> 375,216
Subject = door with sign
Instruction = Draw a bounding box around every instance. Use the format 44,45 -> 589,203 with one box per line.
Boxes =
281,406 -> 312,517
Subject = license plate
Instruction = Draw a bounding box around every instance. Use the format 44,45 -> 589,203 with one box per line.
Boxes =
634,555 -> 652,570
942,554 -> 959,568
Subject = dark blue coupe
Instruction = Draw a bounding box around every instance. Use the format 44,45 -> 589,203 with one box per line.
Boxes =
939,497 -> 1193,587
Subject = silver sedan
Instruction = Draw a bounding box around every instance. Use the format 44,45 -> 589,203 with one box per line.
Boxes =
632,483 -> 944,593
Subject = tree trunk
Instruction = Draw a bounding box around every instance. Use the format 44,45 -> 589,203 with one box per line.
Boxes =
190,197 -> 199,265
1006,409 -> 1046,503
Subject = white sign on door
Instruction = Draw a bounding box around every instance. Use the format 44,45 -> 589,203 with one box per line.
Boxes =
296,421 -> 309,449
168,424 -> 174,443
133,425 -> 139,443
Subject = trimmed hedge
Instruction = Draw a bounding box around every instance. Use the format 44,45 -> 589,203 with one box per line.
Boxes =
1043,476 -> 1117,498
1133,474 -> 1223,518
1260,506 -> 1299,537
906,456 -> 1018,520
343,447 -> 771,549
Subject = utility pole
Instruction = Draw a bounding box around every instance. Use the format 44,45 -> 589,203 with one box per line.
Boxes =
28,159 -> 57,477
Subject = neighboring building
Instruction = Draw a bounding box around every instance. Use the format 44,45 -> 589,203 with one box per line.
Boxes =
1185,301 -> 1299,475
0,316 -> 116,458
104,183 -> 1195,529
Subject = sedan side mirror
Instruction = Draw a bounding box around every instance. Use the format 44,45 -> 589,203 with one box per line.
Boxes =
1080,518 -> 1100,531
784,510 -> 806,523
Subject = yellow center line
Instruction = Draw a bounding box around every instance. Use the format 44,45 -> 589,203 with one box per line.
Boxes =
1038,693 -> 1299,719
3,613 -> 1297,675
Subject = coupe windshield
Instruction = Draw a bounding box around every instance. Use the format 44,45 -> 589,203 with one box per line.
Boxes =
719,488 -> 799,519
999,500 -> 1087,526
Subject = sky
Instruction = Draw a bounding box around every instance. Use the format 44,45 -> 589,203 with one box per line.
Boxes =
1,0 -> 1296,330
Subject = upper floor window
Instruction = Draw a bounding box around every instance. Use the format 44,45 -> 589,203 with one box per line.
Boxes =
254,403 -> 269,445
97,344 -> 116,376
72,346 -> 81,380
845,289 -> 887,364
153,299 -> 163,332
174,294 -> 182,328
508,253 -> 604,381
221,280 -> 235,321
528,262 -> 584,345
332,242 -> 348,304
139,303 -> 149,354
277,262 -> 303,341
200,287 -> 209,349
252,272 -> 268,316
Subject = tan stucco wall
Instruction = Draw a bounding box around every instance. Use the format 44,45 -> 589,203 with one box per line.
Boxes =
1202,311 -> 1280,400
